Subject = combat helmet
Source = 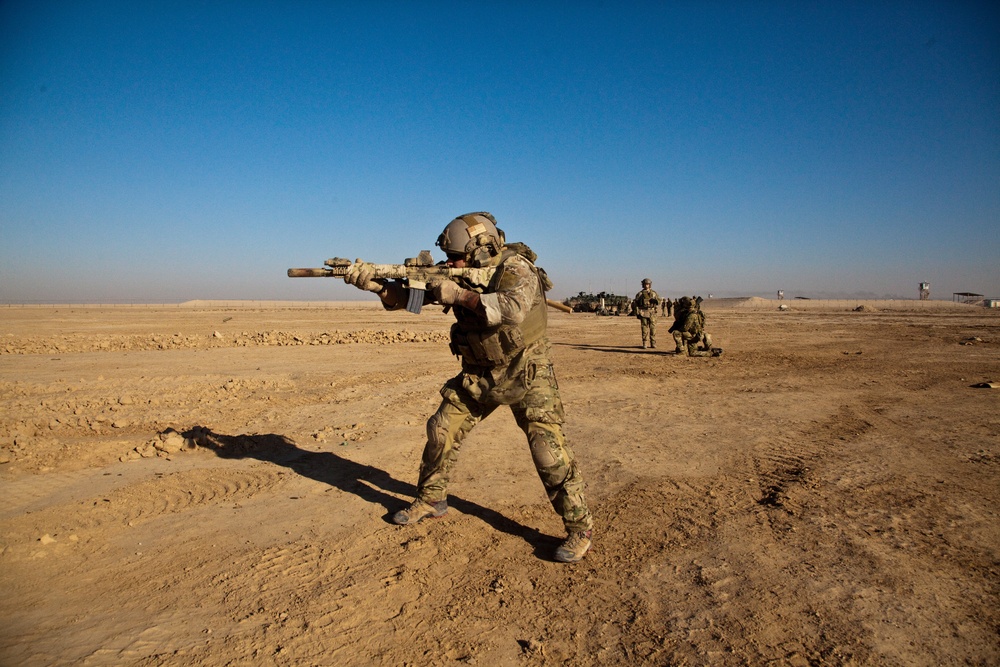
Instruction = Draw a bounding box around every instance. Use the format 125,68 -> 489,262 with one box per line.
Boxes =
436,212 -> 505,265
642,278 -> 652,286
678,296 -> 692,310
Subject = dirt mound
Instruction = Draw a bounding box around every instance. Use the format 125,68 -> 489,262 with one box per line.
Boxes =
702,298 -> 989,313
1,329 -> 449,355
700,297 -> 765,309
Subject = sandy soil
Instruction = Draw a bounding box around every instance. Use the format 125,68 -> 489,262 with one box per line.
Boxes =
1,300 -> 998,666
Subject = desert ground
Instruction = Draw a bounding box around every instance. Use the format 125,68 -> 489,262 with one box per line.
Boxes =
1,298 -> 997,666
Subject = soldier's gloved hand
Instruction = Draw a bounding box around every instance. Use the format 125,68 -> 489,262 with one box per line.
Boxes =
344,260 -> 385,293
429,279 -> 480,310
429,279 -> 463,305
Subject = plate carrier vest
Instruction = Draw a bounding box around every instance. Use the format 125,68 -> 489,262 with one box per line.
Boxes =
449,245 -> 549,368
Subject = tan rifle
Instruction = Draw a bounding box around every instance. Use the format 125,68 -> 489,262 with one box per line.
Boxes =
289,251 -> 571,314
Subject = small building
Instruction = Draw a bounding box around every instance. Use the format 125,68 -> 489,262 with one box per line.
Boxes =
985,299 -> 999,308
953,292 -> 984,304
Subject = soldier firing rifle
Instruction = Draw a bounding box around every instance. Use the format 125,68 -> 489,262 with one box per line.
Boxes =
288,212 -> 593,562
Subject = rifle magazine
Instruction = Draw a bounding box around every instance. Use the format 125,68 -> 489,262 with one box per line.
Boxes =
405,288 -> 424,314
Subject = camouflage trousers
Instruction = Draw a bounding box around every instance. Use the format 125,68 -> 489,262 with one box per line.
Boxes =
673,330 -> 714,356
638,316 -> 656,346
416,354 -> 593,533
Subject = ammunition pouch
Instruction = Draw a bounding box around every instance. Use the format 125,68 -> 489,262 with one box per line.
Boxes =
450,322 -> 525,367
454,352 -> 532,405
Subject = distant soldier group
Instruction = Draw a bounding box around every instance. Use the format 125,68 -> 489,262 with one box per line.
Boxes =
631,279 -> 722,357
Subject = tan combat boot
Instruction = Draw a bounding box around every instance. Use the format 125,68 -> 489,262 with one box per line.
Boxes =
392,499 -> 448,525
554,530 -> 592,563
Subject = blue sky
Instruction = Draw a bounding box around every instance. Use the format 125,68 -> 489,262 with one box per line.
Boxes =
1,1 -> 997,303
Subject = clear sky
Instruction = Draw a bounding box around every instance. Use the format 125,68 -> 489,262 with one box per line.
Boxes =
1,1 -> 998,303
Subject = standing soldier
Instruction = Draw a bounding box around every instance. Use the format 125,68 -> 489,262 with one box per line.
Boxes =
632,278 -> 661,348
343,212 -> 594,563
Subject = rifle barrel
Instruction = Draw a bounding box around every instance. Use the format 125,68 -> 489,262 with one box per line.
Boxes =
288,268 -> 338,277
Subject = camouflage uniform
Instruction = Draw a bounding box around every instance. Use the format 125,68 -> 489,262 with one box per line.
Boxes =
633,286 -> 661,348
404,249 -> 592,534
669,300 -> 715,356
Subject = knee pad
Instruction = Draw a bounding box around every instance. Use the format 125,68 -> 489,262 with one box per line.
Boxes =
425,411 -> 449,458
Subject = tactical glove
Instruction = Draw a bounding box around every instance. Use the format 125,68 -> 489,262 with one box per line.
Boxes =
344,260 -> 386,293
429,279 -> 480,310
430,279 -> 462,304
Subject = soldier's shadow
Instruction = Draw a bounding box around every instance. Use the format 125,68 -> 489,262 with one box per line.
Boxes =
185,426 -> 559,558
553,342 -> 676,355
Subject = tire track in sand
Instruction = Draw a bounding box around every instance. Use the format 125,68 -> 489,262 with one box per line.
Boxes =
0,466 -> 287,554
